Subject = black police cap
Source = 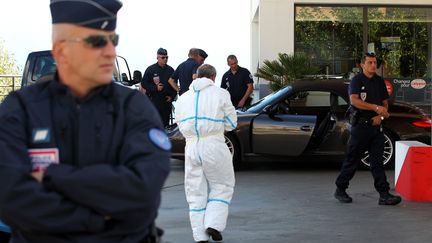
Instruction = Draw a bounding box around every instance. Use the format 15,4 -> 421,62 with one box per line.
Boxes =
50,0 -> 123,31
157,48 -> 168,56
198,49 -> 208,59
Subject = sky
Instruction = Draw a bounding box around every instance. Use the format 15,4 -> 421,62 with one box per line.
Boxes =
0,0 -> 251,83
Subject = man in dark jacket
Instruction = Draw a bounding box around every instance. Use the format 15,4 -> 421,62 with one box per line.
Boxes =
221,55 -> 254,109
0,1 -> 171,242
168,48 -> 207,96
142,48 -> 176,127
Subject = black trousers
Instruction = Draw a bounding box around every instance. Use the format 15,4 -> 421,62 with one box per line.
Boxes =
335,124 -> 390,193
152,99 -> 172,127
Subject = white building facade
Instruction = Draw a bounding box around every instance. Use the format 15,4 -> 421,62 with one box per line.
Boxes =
251,0 -> 432,105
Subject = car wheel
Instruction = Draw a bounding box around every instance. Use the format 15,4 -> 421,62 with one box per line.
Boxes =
224,133 -> 242,170
360,130 -> 395,169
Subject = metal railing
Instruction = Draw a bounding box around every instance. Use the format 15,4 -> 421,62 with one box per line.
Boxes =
0,75 -> 21,102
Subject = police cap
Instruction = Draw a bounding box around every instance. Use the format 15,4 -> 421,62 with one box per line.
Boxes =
198,49 -> 208,59
50,0 -> 123,31
157,48 -> 168,56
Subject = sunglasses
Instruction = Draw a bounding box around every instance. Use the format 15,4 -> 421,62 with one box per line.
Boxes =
159,56 -> 168,59
61,34 -> 119,48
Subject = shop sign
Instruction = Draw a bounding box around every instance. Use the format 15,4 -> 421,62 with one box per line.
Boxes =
410,79 -> 427,89
392,79 -> 411,88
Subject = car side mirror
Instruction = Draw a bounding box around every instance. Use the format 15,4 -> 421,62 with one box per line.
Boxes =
132,70 -> 142,84
121,73 -> 128,82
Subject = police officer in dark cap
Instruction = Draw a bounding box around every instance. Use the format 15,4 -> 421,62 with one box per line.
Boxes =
168,48 -> 208,95
197,49 -> 208,65
0,1 -> 170,242
334,52 -> 401,206
142,48 -> 176,127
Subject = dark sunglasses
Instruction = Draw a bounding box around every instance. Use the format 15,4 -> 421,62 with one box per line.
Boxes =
159,56 -> 168,59
62,34 -> 119,48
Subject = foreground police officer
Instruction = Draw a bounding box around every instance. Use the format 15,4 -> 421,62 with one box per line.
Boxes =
334,53 -> 401,206
0,1 -> 170,242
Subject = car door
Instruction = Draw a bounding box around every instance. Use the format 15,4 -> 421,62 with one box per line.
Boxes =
251,108 -> 316,156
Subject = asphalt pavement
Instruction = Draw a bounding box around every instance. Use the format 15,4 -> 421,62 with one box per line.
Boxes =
156,159 -> 432,243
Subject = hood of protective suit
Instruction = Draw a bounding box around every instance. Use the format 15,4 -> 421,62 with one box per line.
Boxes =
189,77 -> 214,92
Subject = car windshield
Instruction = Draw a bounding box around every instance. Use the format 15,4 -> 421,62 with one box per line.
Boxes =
246,86 -> 292,113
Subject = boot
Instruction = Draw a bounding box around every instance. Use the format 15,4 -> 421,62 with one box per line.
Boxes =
206,227 -> 223,242
334,188 -> 353,203
379,192 -> 402,205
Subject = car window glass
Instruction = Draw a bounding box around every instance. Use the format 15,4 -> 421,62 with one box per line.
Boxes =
338,96 -> 348,105
290,91 -> 331,107
32,56 -> 56,81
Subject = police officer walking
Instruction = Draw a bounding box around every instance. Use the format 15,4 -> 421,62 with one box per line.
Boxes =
0,1 -> 170,242
221,55 -> 254,109
142,48 -> 176,127
334,52 -> 401,206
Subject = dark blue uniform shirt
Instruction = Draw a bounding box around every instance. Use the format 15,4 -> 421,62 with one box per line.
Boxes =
349,72 -> 389,119
142,63 -> 176,101
221,66 -> 253,104
0,76 -> 171,243
171,58 -> 199,95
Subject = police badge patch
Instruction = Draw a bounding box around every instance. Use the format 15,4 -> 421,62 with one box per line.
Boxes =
360,92 -> 367,101
148,128 -> 172,151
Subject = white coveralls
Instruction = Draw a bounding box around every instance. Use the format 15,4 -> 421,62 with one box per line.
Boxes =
175,77 -> 237,242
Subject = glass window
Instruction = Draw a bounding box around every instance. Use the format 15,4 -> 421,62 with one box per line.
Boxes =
290,91 -> 330,107
295,5 -> 432,108
32,56 -> 56,81
368,7 -> 431,79
295,6 -> 363,78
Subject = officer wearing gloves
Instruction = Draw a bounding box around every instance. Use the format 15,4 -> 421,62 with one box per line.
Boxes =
334,52 -> 401,206
0,1 -> 170,242
175,64 -> 237,243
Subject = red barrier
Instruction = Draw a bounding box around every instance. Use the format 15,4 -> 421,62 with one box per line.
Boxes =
395,141 -> 432,201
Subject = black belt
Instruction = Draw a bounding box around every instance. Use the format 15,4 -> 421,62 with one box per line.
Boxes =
357,117 -> 372,126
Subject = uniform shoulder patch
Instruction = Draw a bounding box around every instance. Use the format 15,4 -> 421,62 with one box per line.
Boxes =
148,128 -> 172,151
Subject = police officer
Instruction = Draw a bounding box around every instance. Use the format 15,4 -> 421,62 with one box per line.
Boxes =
168,48 -> 207,96
0,1 -> 171,242
142,48 -> 176,127
334,52 -> 401,206
221,55 -> 254,109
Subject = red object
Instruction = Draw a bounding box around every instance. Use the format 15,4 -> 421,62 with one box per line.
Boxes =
412,119 -> 432,128
384,79 -> 393,96
395,146 -> 432,201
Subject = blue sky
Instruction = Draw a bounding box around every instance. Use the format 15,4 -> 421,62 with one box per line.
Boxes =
0,0 -> 251,82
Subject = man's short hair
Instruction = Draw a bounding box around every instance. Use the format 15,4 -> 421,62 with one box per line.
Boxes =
188,48 -> 199,57
197,64 -> 216,79
361,52 -> 376,64
227,54 -> 237,62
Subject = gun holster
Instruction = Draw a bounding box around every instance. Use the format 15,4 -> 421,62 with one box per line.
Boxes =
347,106 -> 359,126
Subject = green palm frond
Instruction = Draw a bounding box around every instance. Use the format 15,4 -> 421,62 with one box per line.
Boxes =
255,53 -> 319,92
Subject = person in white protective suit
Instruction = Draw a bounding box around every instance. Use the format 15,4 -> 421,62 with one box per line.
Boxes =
175,64 -> 237,243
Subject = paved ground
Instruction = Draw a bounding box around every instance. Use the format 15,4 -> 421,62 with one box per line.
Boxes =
156,159 -> 432,243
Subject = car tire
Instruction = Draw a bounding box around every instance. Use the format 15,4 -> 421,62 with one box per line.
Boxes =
360,129 -> 396,169
225,133 -> 242,170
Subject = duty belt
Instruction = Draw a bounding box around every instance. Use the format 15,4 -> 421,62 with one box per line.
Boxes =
357,117 -> 373,126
